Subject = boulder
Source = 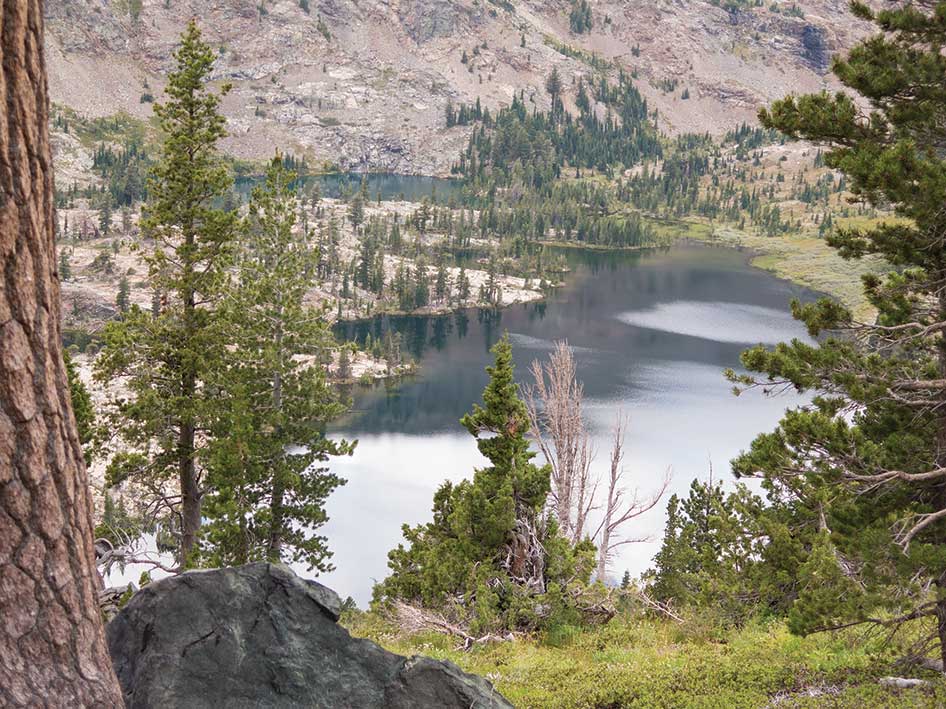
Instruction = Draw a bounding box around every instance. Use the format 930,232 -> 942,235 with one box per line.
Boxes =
106,563 -> 512,709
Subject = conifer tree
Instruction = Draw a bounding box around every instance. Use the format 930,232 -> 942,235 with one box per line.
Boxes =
116,275 -> 130,313
203,155 -> 353,570
650,479 -> 774,621
458,263 -> 471,301
99,200 -> 112,235
375,336 -> 594,632
64,352 -> 94,450
337,345 -> 352,381
58,247 -> 71,281
95,20 -> 237,565
732,1 -> 946,666
435,256 -> 449,302
347,190 -> 365,228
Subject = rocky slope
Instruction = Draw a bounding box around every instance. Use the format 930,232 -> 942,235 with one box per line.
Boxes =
45,0 -> 868,176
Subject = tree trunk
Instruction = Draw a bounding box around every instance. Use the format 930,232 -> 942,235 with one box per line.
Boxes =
178,255 -> 200,564
179,418 -> 200,565
0,0 -> 123,703
266,320 -> 284,561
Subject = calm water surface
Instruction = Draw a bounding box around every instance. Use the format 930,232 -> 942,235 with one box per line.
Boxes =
314,243 -> 817,605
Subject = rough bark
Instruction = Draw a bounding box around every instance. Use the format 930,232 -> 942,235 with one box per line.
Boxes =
0,0 -> 123,704
178,267 -> 200,564
266,319 -> 284,562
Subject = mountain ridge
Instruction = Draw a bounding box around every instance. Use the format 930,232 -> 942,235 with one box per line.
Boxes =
46,0 -> 869,175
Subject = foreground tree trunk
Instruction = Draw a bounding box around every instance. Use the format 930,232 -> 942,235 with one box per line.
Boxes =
0,0 -> 123,703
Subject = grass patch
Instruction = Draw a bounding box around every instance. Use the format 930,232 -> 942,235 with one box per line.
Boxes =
52,105 -> 151,148
691,224 -> 883,322
344,612 -> 946,708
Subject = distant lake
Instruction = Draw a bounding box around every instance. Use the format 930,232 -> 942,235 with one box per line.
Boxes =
235,172 -> 464,203
316,242 -> 818,606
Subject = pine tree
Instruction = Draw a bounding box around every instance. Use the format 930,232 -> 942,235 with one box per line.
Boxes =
99,200 -> 112,235
374,336 -> 594,632
435,252 -> 449,302
384,330 -> 402,373
116,275 -> 130,313
545,67 -> 563,113
413,255 -> 430,308
650,479 -> 772,621
731,1 -> 946,665
95,21 -> 237,566
203,154 -> 353,570
64,351 -> 94,450
347,189 -> 365,228
58,247 -> 71,281
337,345 -> 352,381
457,264 -> 471,301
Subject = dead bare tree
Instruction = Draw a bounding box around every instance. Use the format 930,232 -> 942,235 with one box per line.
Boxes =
593,413 -> 670,579
522,341 -> 595,542
524,342 -> 669,580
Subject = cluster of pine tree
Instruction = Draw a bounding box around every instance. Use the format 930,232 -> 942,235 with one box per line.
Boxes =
446,73 -> 664,248
93,21 -> 351,571
568,0 -> 593,34
444,98 -> 491,128
91,139 -> 150,206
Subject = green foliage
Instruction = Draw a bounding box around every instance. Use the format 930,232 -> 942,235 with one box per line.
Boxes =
58,247 -> 71,281
95,20 -> 237,564
347,190 -> 365,228
374,336 -> 596,633
452,74 -> 665,248
89,251 -> 115,274
202,155 -> 354,571
787,532 -> 864,636
347,611 -> 946,708
725,0 -> 946,664
95,491 -> 144,548
90,129 -> 151,206
116,275 -> 131,314
650,478 -> 808,623
64,351 -> 94,448
568,0 -> 592,34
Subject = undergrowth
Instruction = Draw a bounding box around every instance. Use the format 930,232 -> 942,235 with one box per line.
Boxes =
343,611 -> 946,708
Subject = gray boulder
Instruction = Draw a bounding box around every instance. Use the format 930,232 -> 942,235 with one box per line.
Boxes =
106,563 -> 512,709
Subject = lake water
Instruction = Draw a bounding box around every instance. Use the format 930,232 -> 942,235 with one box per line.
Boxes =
317,242 -> 818,606
235,172 -> 464,203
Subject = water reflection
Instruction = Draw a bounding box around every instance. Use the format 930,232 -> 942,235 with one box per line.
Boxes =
319,243 -> 818,604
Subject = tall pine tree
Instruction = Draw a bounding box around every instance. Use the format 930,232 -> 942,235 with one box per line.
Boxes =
203,154 -> 353,571
95,21 -> 236,565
